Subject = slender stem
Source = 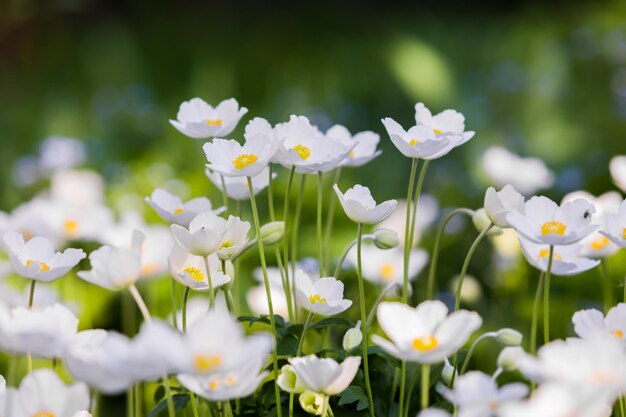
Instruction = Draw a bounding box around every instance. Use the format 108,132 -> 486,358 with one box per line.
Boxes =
247,176 -> 283,417
321,395 -> 329,417
600,261 -> 612,314
127,387 -> 133,417
182,287 -> 190,332
420,364 -> 430,410
220,175 -> 229,212
455,223 -> 493,311
161,377 -> 176,417
333,235 -> 375,279
427,208 -> 475,300
268,163 -> 276,221
543,245 -> 554,344
324,168 -> 342,270
398,361 -> 406,417
403,369 -> 419,417
357,224 -> 375,417
407,160 -> 430,254
366,283 -> 399,329
170,279 -> 179,330
291,174 -> 307,315
205,256 -> 216,308
459,333 -> 495,374
282,167 -> 296,307
402,158 -> 419,304
390,367 -> 400,405
135,383 -> 142,417
296,312 -> 314,356
530,272 -> 545,355
28,279 -> 36,307
317,172 -> 324,276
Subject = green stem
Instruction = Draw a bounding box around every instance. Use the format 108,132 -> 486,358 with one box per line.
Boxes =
366,283 -> 399,329
182,287 -> 190,332
420,364 -> 430,410
291,174 -> 307,315
459,333 -> 494,374
407,160 -> 430,254
248,176 -> 283,417
403,369 -> 419,417
28,279 -> 36,307
135,383 -> 142,417
357,224 -> 375,417
296,312 -> 314,356
530,272 -> 545,355
333,234 -> 376,279
282,167 -> 296,306
398,361 -> 406,417
455,223 -> 493,311
205,256 -> 216,308
317,172 -> 324,276
220,175 -> 229,212
324,168 -> 342,271
427,208 -> 475,300
543,245 -> 554,344
402,158 -> 419,304
268,163 -> 276,221
600,261 -> 612,314
127,387 -> 133,417
170,279 -> 179,330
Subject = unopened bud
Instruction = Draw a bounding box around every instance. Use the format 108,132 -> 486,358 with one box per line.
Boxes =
497,346 -> 525,371
472,209 -> 502,236
496,328 -> 523,346
342,321 -> 363,351
373,228 -> 400,249
441,358 -> 457,386
260,221 -> 285,245
299,390 -> 325,415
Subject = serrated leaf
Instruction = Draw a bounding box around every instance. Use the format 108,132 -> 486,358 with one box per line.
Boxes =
337,385 -> 369,411
147,393 -> 190,417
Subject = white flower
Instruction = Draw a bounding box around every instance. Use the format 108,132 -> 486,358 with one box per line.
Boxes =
77,230 -> 145,290
484,185 -> 525,228
347,245 -> 428,286
506,196 -> 596,246
334,184 -> 397,224
206,166 -> 273,201
244,117 -> 282,163
179,356 -> 268,401
7,369 -> 89,417
438,371 -> 528,417
277,364 -> 306,394
381,117 -> 460,160
414,102 -> 475,143
373,301 -> 482,364
51,169 -> 104,207
481,147 -> 554,195
204,135 -> 280,178
168,243 -> 230,290
288,354 -> 361,395
375,196 -> 439,246
39,136 -> 87,171
600,198 -> 626,249
3,231 -> 85,282
216,216 -> 251,260
449,275 -> 482,305
170,212 -> 228,257
418,409 -> 452,417
247,267 -> 289,317
518,238 -> 599,276
145,188 -> 224,227
170,98 -> 248,139
497,346 -> 526,371
324,125 -> 381,167
173,296 -> 208,329
572,303 -> 626,344
610,155 -> 626,193
294,270 -> 352,316
0,303 -> 78,358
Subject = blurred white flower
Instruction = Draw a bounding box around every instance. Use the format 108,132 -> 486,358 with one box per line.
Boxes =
347,245 -> 428,286
610,155 -> 626,193
204,135 -> 280,178
417,410 -> 452,417
168,243 -> 230,291
481,147 -> 554,195
146,188 -> 224,227
572,303 -> 626,345
518,238 -> 600,276
170,98 -> 248,139
39,136 -> 87,171
170,212 -> 228,257
449,275 -> 482,304
206,166 -> 273,201
247,267 -> 289,317
484,185 -> 525,228
324,124 -> 381,167
173,296 -> 208,329
334,184 -> 397,224
600,198 -> 626,249
288,354 -> 361,395
294,270 -> 352,316
50,169 -> 104,207
497,346 -> 526,371
472,209 -> 503,236
375,196 -> 439,246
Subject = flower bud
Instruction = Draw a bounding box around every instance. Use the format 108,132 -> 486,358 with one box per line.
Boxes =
299,391 -> 325,415
260,221 -> 285,245
373,228 -> 400,249
342,321 -> 363,351
277,364 -> 305,394
496,328 -> 523,346
441,358 -> 457,387
472,208 -> 503,236
497,346 -> 525,371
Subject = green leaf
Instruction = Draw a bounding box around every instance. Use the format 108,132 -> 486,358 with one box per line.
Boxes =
153,385 -> 165,403
277,333 -> 299,356
147,394 -> 190,417
337,385 -> 369,411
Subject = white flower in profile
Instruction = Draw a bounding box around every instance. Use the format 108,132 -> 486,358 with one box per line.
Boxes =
294,269 -> 352,316
168,243 -> 230,290
0,303 -> 78,358
334,184 -> 397,225
247,267 -> 289,317
347,245 -> 428,286
3,231 -> 85,282
373,301 -> 482,364
610,155 -> 626,193
216,216 -> 250,260
438,371 -> 528,417
518,238 -> 600,276
77,230 -> 145,290
179,356 -> 268,401
506,196 -> 596,246
600,199 -> 626,249
204,135 -> 280,178
481,147 -> 554,195
381,117 -> 460,160
145,188 -> 225,227
414,102 -> 475,143
325,124 -> 382,167
206,166 -> 273,201
376,196 -> 439,246
8,369 -> 89,417
63,329 -> 134,394
572,303 -> 626,344
170,98 -> 248,139
170,212 -> 228,257
39,136 -> 87,172
288,354 -> 361,395
484,185 -> 525,228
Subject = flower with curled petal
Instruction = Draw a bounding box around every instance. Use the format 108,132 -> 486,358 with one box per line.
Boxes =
170,98 -> 248,139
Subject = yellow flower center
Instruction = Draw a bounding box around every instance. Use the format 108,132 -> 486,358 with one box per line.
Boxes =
590,236 -> 610,251
193,354 -> 223,373
226,376 -> 237,385
379,263 -> 396,281
309,294 -> 327,304
348,151 -> 355,158
611,330 -> 624,340
623,228 -> 626,240
25,259 -> 50,272
174,208 -> 184,215
209,380 -> 220,390
293,145 -> 311,160
219,241 -> 234,250
63,218 -> 79,237
538,249 -> 563,261
184,266 -> 204,282
32,412 -> 56,417
433,128 -> 443,134
412,335 -> 438,352
208,376 -> 237,391
409,139 -> 420,146
541,221 -> 567,236
232,153 -> 258,170
206,119 -> 222,126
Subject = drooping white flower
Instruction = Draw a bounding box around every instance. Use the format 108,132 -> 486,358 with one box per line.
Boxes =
170,212 -> 228,257
77,230 -> 145,290
0,303 -> 78,358
3,231 -> 85,282
216,216 -> 250,260
518,238 -> 600,276
481,147 -> 554,195
247,267 -> 289,317
346,245 -> 428,286
145,188 -> 224,227
294,269 -> 352,316
506,196 -> 596,246
39,136 -> 87,172
204,135 -> 280,178
325,124 -> 381,167
414,102 -> 475,143
484,185 -> 525,228
170,98 -> 248,139
206,166 -> 273,201
334,184 -> 397,225
381,117 -> 460,160
438,371 -> 528,417
610,155 -> 626,193
600,198 -> 626,249
572,303 -> 626,345
288,354 -> 361,395
168,243 -> 230,291
373,301 -> 482,364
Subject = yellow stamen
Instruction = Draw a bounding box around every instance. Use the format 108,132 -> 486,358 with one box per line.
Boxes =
174,208 -> 184,215
412,335 -> 438,352
32,412 -> 56,417
63,218 -> 79,237
611,330 -> 624,340
206,119 -> 222,126
409,139 -> 419,146
538,249 -> 563,261
309,294 -> 327,304
184,266 -> 204,282
433,128 -> 443,135
25,259 -> 50,272
590,236 -> 610,251
226,376 -> 237,386
209,380 -> 220,391
232,153 -> 258,170
541,221 -> 567,236
379,263 -> 396,281
348,151 -> 355,158
293,145 -> 311,160
193,354 -> 222,373
219,241 -> 233,250
623,228 -> 626,240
